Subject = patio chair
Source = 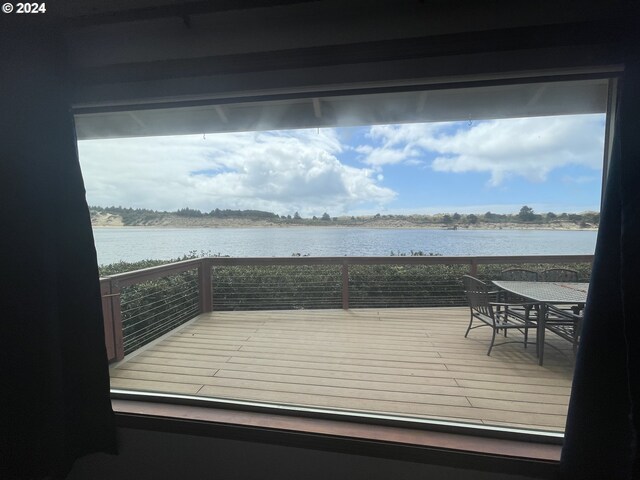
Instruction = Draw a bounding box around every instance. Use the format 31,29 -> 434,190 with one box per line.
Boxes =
540,268 -> 583,317
462,275 -> 537,355
544,304 -> 583,352
540,268 -> 579,282
500,268 -> 539,281
498,268 -> 539,319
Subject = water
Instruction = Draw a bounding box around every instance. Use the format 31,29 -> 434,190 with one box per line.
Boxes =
92,227 -> 598,265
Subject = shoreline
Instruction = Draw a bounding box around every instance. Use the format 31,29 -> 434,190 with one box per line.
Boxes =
91,223 -> 598,232
91,211 -> 598,231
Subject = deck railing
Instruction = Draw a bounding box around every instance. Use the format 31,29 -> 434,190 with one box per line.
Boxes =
101,254 -> 593,362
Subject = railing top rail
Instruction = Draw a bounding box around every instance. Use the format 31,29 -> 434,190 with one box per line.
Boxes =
470,254 -> 594,265
206,254 -> 594,267
99,254 -> 594,286
101,258 -> 203,287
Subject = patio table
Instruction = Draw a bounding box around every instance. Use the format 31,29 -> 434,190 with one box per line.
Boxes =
491,280 -> 589,366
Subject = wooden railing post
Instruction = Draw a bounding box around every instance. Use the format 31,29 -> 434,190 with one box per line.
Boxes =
199,258 -> 213,313
342,262 -> 349,310
101,278 -> 124,362
111,280 -> 124,361
470,258 -> 478,277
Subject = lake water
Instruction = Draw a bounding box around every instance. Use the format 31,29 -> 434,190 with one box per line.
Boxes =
92,227 -> 598,265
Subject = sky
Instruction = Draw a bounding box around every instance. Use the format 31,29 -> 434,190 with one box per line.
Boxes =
77,113 -> 605,218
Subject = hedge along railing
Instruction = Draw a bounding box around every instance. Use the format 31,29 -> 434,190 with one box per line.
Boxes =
101,255 -> 594,362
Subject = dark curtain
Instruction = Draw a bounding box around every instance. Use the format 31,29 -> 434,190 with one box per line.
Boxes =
0,21 -> 117,480
559,48 -> 640,479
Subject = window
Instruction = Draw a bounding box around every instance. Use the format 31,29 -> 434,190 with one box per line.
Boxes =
76,77 -> 611,439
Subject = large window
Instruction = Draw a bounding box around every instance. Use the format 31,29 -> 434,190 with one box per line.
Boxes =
76,78 -> 609,437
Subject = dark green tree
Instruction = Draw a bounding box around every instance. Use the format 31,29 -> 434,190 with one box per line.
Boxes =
176,207 -> 203,217
484,211 -> 497,221
584,212 -> 600,224
518,205 -> 535,222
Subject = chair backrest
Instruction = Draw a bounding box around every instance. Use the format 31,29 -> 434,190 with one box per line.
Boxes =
462,275 -> 494,319
500,268 -> 538,281
540,268 -> 579,282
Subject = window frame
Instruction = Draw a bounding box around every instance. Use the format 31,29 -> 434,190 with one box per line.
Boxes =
78,71 -> 619,468
112,395 -> 562,478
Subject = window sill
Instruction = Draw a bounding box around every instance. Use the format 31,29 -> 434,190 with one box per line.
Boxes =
112,397 -> 561,479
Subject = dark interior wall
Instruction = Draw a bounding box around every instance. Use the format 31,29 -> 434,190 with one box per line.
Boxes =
66,427 -> 546,480
67,0 -> 626,108
67,0 -> 624,67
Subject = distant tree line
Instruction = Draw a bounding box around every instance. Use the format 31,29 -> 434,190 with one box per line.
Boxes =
90,205 -> 600,227
422,206 -> 599,227
91,205 -> 279,224
191,208 -> 279,220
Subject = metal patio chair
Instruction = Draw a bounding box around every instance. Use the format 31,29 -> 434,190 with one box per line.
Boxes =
540,268 -> 583,316
544,304 -> 583,353
500,268 -> 539,281
498,268 -> 539,320
462,275 -> 537,355
540,268 -> 579,282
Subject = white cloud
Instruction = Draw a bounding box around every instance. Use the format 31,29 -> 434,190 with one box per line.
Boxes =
77,129 -> 396,217
360,123 -> 443,167
361,148 -> 408,167
366,123 -> 447,146
359,115 -> 605,185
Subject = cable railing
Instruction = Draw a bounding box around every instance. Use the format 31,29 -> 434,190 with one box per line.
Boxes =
212,265 -> 342,311
101,254 -> 593,362
121,280 -> 199,354
349,264 -> 470,308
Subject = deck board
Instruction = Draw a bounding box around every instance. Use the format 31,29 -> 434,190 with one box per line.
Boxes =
110,307 -> 575,431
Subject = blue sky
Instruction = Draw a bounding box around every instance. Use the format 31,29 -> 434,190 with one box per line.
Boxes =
77,114 -> 605,217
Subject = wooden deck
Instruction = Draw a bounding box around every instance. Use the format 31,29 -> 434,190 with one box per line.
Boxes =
109,307 -> 576,432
